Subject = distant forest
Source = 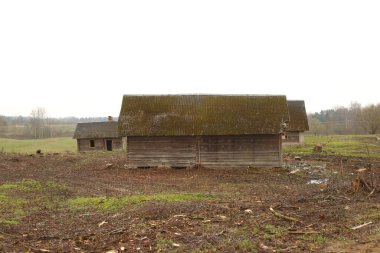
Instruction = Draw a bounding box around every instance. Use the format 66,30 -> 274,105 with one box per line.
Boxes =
0,111 -> 117,139
1,102 -> 379,139
308,103 -> 380,135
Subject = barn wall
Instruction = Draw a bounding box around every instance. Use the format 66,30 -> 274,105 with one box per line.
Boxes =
122,137 -> 128,150
283,132 -> 300,143
198,135 -> 281,168
299,132 -> 305,144
127,135 -> 282,168
127,136 -> 197,168
77,138 -> 104,151
112,138 -> 123,150
77,138 -> 122,151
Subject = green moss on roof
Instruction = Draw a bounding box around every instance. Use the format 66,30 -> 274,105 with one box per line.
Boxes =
118,95 -> 290,136
73,122 -> 119,139
287,100 -> 309,131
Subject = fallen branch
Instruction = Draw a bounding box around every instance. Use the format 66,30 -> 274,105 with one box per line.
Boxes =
189,216 -> 205,220
38,235 -> 61,240
288,231 -> 320,234
360,178 -> 373,192
269,207 -> 300,222
0,230 -> 20,238
279,245 -> 298,252
367,187 -> 376,197
20,243 -> 51,253
108,227 -> 127,235
350,221 -> 373,230
324,195 -> 351,201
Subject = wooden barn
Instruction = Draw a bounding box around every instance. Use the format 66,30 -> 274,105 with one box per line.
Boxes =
283,100 -> 309,144
118,95 -> 290,168
73,121 -> 122,152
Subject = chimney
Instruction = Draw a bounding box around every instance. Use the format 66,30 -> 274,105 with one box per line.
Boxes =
108,116 -> 113,122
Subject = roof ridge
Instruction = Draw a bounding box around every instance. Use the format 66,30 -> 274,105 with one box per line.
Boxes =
122,94 -> 286,97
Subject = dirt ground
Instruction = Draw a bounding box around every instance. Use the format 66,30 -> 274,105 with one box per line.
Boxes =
0,152 -> 379,252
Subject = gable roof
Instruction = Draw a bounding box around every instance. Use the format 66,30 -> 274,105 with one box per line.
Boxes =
287,100 -> 309,131
118,95 -> 290,136
73,121 -> 119,139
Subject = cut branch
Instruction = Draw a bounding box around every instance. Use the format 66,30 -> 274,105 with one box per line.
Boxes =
269,207 -> 300,222
350,221 -> 373,230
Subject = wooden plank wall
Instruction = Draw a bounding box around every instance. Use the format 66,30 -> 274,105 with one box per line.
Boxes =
127,134 -> 282,168
78,138 -> 104,151
77,138 -> 123,151
198,135 -> 281,168
127,136 -> 197,168
283,132 -> 300,143
112,138 -> 123,150
249,135 -> 282,167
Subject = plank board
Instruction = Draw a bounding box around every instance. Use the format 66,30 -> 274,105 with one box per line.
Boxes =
127,134 -> 282,168
198,135 -> 281,168
77,138 -> 122,152
127,136 -> 197,168
283,132 -> 300,143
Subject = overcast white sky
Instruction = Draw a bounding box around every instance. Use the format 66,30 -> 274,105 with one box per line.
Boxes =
1,0 -> 380,117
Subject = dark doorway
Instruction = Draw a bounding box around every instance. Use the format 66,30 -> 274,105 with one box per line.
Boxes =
106,140 -> 112,151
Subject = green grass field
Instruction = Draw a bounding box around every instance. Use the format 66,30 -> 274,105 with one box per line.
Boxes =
284,135 -> 380,158
0,137 -> 76,153
0,124 -> 75,139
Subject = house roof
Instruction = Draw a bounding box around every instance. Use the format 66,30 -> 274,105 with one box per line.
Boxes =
118,94 -> 290,136
73,121 -> 120,139
287,100 -> 309,132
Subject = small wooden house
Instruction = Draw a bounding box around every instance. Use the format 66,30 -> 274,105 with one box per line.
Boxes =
118,95 -> 290,168
283,100 -> 309,144
73,121 -> 122,151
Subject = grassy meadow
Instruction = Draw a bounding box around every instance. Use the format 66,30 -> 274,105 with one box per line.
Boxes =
0,124 -> 76,139
284,134 -> 380,158
0,137 -> 76,153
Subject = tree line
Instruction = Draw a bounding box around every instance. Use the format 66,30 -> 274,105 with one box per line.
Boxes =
308,103 -> 380,135
1,103 -> 379,138
0,107 -> 114,139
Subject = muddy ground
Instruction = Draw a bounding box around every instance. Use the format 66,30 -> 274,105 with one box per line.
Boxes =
0,152 -> 379,252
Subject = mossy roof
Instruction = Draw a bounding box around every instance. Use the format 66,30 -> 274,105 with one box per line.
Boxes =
73,122 -> 120,139
287,100 -> 309,132
118,95 -> 290,136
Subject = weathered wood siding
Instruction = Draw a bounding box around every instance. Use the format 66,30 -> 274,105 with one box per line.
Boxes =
127,134 -> 282,168
283,131 -> 304,145
285,132 -> 300,143
127,136 -> 197,168
77,138 -> 122,152
254,135 -> 282,166
198,135 -> 281,168
299,132 -> 305,144
112,138 -> 123,150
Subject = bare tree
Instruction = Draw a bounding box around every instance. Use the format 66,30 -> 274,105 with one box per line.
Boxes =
0,115 -> 7,126
356,104 -> 380,134
30,107 -> 47,139
349,102 -> 363,134
308,115 -> 324,135
0,115 -> 7,138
